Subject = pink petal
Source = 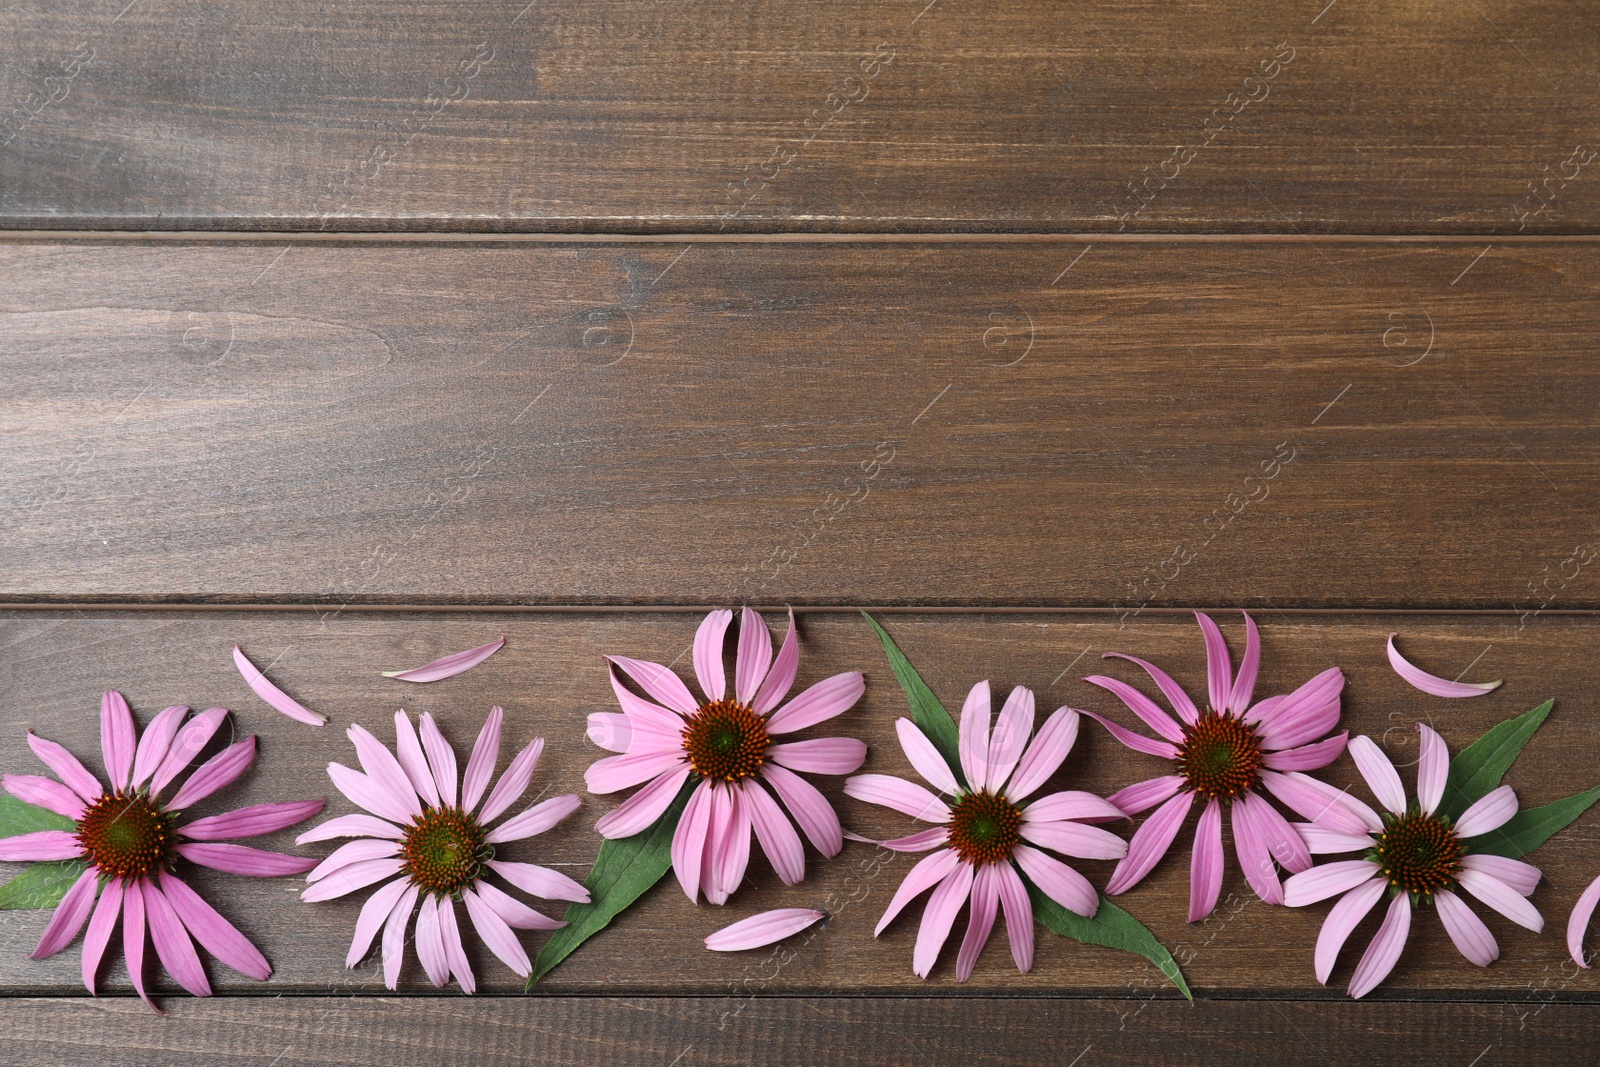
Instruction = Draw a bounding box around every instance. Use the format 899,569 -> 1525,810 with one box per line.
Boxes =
148,708 -> 227,797
957,680 -> 993,792
1348,892 -> 1412,999
994,860 -> 1034,974
595,767 -> 693,839
913,862 -> 975,978
693,609 -> 734,701
176,841 -> 317,877
1078,710 -> 1180,760
3,773 -> 85,820
488,793 -> 581,844
715,785 -> 753,904
734,608 -> 774,705
770,737 -> 867,776
414,895 -> 449,987
1387,632 -> 1502,697
131,705 -> 189,790
1461,854 -> 1541,897
327,763 -> 414,825
380,636 -> 505,683
1294,822 -> 1378,855
1253,669 -> 1345,751
1023,790 -> 1126,824
1259,769 -> 1381,835
1456,785 -> 1519,838
607,655 -> 699,717
1108,775 -> 1184,816
1194,611 -> 1234,715
986,686 -> 1036,794
461,706 -> 503,813
159,871 -> 270,981
1415,724 -> 1449,815
585,749 -> 687,795
121,876 -> 160,1014
1262,732 -> 1349,772
167,737 -> 258,811
671,780 -> 715,903
29,866 -> 99,959
1243,790 -> 1312,874
26,732 -> 102,804
479,739 -> 544,825
100,690 -> 136,793
0,830 -> 82,861
234,645 -> 327,725
843,773 -> 950,823
744,780 -> 805,884
751,608 -> 799,715
706,907 -> 825,951
81,877 -> 124,992
393,711 -> 442,809
1230,611 -> 1262,714
1347,735 -> 1409,815
436,897 -> 475,994
1436,889 -> 1498,967
587,712 -> 632,753
1458,867 -> 1544,932
306,838 -> 402,882
1105,791 -> 1193,895
762,764 -> 843,857
1017,820 -> 1127,861
1013,844 -> 1098,917
894,719 -> 960,796
418,713 -> 458,807
1284,860 -> 1384,906
1100,651 -> 1199,725
700,784 -> 737,905
344,876 -> 411,968
462,887 -> 532,977
181,800 -> 325,841
346,724 -> 421,822
1189,799 -> 1223,922
143,881 -> 210,997
844,827 -> 950,853
766,672 -> 866,736
296,813 -> 405,845
475,879 -> 563,931
1007,707 -> 1080,802
875,848 -> 961,935
1569,874 -> 1600,967
487,860 -> 590,903
955,864 -> 1000,982
1082,674 -> 1183,744
381,884 -> 420,989
1230,795 -> 1284,905
607,670 -> 691,741
301,857 -> 407,902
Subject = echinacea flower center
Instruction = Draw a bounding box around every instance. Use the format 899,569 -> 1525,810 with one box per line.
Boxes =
682,699 -> 770,783
400,805 -> 491,897
1175,710 -> 1265,802
947,790 -> 1024,867
75,792 -> 176,880
1370,810 -> 1464,900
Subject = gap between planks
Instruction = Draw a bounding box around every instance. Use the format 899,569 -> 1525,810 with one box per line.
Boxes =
3,603 -> 1600,617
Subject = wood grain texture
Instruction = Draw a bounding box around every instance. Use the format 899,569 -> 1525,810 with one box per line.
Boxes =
2,1 -> 1599,233
5,239 -> 1599,608
1,610 -> 1595,999
0,995 -> 1591,1066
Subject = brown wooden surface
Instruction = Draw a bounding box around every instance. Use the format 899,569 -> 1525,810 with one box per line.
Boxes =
2,1 -> 1599,233
5,238 -> 1599,609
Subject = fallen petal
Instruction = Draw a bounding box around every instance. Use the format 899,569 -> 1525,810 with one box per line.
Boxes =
381,637 -> 506,682
705,908 -> 826,951
1387,633 -> 1502,698
234,645 -> 327,726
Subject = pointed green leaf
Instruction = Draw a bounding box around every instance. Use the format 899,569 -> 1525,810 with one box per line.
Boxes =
0,795 -> 77,837
1439,700 -> 1554,820
0,860 -> 88,910
1468,784 -> 1600,860
529,779 -> 695,984
861,611 -> 966,788
1026,881 -> 1192,1001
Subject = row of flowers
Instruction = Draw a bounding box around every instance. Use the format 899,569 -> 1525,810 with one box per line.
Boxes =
0,609 -> 1594,1013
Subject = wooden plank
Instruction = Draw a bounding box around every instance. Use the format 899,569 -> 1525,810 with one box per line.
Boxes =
4,239 -> 1599,608
2,1 -> 1599,233
0,995 -> 1591,1066
0,610 -> 1593,997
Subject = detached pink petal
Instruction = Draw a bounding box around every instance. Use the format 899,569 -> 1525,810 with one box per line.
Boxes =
26,732 -> 102,804
692,609 -> 734,702
734,607 -> 774,705
176,841 -> 317,877
159,871 -> 270,980
167,737 -> 257,811
1435,889 -> 1498,967
381,636 -> 505,683
29,866 -> 99,960
181,800 -> 325,841
706,908 -> 825,951
1349,892 -> 1412,999
234,645 -> 327,725
1567,874 -> 1600,967
751,609 -> 799,715
100,690 -> 136,793
1387,633 -> 1501,697
3,773 -> 86,820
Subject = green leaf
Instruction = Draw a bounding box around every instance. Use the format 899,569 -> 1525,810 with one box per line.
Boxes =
1027,881 -> 1192,1002
0,861 -> 88,910
0,795 -> 76,837
1439,700 -> 1554,820
529,778 -> 695,985
1468,784 -> 1600,860
861,611 -> 966,789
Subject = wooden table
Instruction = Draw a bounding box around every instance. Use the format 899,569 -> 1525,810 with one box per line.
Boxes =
3,1 -> 1598,1062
